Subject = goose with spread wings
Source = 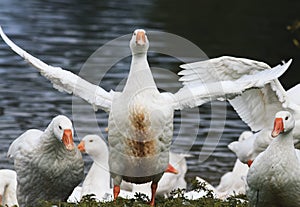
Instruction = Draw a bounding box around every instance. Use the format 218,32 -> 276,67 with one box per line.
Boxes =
0,27 -> 291,206
181,56 -> 299,165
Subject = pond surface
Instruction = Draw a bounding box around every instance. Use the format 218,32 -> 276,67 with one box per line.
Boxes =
0,0 -> 299,187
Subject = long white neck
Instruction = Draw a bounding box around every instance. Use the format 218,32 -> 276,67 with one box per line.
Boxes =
123,53 -> 157,93
90,160 -> 110,189
271,130 -> 295,153
81,148 -> 111,198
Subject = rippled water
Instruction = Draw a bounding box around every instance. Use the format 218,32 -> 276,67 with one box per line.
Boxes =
0,0 -> 298,187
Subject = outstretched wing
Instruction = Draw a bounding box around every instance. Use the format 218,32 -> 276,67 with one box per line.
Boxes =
179,56 -> 272,84
176,56 -> 292,131
0,26 -> 113,112
171,59 -> 292,114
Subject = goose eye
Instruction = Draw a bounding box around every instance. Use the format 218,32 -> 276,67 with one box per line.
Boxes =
285,116 -> 289,120
133,32 -> 136,36
59,125 -> 62,130
89,140 -> 93,143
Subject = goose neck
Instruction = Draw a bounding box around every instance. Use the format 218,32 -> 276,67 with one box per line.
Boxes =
272,131 -> 294,149
123,52 -> 157,92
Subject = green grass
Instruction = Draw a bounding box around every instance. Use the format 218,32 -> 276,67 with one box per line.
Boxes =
32,194 -> 248,207
20,179 -> 249,207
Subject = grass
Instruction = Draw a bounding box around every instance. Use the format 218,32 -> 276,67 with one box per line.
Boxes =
33,194 -> 248,207
14,179 -> 249,207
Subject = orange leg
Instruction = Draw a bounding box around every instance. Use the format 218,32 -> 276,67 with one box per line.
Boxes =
150,182 -> 158,206
113,185 -> 120,200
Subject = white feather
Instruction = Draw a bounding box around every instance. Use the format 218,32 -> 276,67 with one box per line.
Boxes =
0,26 -> 113,112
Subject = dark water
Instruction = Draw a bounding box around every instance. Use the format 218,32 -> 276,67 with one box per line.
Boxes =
0,0 -> 299,187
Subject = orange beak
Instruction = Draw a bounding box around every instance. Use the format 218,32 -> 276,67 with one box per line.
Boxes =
247,160 -> 253,167
62,129 -> 74,151
271,118 -> 284,138
165,163 -> 178,174
136,31 -> 146,46
77,141 -> 85,153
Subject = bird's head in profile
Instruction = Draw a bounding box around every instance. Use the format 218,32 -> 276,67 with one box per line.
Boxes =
271,111 -> 295,138
52,115 -> 75,151
130,29 -> 149,55
78,134 -> 107,156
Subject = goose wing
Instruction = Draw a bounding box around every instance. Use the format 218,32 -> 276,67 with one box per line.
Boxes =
171,58 -> 291,113
175,56 -> 292,131
0,26 -> 113,112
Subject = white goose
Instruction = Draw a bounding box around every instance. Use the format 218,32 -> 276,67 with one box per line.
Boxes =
75,134 -> 135,202
0,27 -> 291,206
228,131 -> 264,166
77,134 -> 187,201
246,111 -> 300,207
77,134 -> 111,201
180,57 -> 299,164
228,83 -> 300,165
0,169 -> 18,207
215,159 -> 248,198
7,115 -> 84,207
228,131 -> 255,164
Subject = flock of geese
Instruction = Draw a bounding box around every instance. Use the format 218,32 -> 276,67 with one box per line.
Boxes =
0,27 -> 298,207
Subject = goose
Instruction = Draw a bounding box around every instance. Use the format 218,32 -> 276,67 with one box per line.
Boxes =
77,134 -> 186,201
180,57 -> 299,163
0,27 -> 291,206
215,159 -> 248,198
7,115 -> 84,207
229,130 -> 271,166
0,169 -> 18,207
228,83 -> 300,165
246,111 -> 300,207
228,131 -> 255,164
77,134 -> 123,202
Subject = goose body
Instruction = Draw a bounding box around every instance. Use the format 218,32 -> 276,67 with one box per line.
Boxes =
246,111 -> 300,207
0,169 -> 18,207
7,115 -> 84,207
215,159 -> 248,198
0,26 -> 292,205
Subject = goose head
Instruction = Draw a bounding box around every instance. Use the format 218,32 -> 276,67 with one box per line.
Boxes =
78,135 -> 108,156
271,111 -> 295,138
238,131 -> 253,142
52,115 -> 75,151
130,29 -> 149,55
